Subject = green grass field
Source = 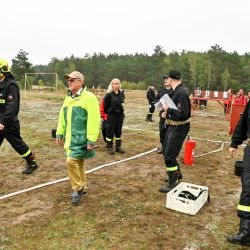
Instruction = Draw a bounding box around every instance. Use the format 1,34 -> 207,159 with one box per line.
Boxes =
0,90 -> 245,250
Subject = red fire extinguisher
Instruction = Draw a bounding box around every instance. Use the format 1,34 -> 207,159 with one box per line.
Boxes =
184,135 -> 196,165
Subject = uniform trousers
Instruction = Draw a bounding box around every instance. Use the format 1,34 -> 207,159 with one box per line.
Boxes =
101,119 -> 107,142
106,113 -> 124,141
148,102 -> 155,114
237,145 -> 250,219
0,120 -> 30,157
163,123 -> 190,168
159,115 -> 167,146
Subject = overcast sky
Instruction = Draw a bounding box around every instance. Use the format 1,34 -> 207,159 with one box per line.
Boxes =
1,0 -> 250,65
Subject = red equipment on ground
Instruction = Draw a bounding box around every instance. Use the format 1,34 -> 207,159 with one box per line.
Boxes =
184,136 -> 196,165
229,103 -> 246,135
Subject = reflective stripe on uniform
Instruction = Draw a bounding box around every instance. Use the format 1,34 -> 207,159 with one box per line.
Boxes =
237,204 -> 250,212
22,149 -> 31,158
106,137 -> 112,142
167,166 -> 178,172
115,137 -> 121,141
0,99 -> 5,104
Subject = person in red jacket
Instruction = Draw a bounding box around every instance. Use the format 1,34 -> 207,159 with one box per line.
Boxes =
100,98 -> 108,142
234,89 -> 247,105
224,88 -> 233,114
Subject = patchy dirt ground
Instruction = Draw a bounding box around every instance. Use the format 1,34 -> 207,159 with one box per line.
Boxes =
0,90 -> 245,250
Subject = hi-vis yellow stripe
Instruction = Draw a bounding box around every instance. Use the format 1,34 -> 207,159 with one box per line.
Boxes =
22,149 -> 31,158
237,204 -> 250,212
167,166 -> 178,172
0,99 -> 5,104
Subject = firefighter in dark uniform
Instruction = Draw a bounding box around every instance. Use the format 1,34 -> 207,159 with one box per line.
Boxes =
156,77 -> 173,154
104,78 -> 125,155
145,84 -> 156,122
0,59 -> 38,174
159,70 -> 191,193
227,101 -> 250,246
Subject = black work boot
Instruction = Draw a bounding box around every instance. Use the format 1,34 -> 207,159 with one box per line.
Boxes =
227,219 -> 250,246
106,141 -> 114,155
164,171 -> 169,182
148,114 -> 154,122
116,147 -> 125,154
115,140 -> 125,154
159,171 -> 182,193
22,152 -> 39,174
145,114 -> 150,121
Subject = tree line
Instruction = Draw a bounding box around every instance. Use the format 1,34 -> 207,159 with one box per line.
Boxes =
10,45 -> 250,92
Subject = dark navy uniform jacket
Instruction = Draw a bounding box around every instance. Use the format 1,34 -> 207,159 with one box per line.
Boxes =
156,87 -> 173,101
146,88 -> 156,103
156,87 -> 173,117
166,84 -> 191,121
0,73 -> 19,126
104,90 -> 125,114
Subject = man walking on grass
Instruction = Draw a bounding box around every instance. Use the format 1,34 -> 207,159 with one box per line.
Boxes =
0,59 -> 39,174
56,71 -> 100,205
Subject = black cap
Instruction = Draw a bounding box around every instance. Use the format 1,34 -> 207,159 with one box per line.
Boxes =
149,83 -> 156,87
163,69 -> 181,80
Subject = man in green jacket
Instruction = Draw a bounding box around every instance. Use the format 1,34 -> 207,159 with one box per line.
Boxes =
56,71 -> 100,205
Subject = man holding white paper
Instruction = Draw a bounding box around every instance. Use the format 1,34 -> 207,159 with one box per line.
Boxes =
155,78 -> 173,154
159,70 -> 191,193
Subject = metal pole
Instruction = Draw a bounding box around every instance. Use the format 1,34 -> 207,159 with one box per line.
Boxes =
24,73 -> 27,96
208,64 -> 210,89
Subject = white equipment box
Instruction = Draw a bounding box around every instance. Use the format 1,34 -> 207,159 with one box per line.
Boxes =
166,182 -> 209,215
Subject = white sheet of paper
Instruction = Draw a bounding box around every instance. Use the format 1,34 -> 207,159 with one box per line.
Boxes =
155,94 -> 178,110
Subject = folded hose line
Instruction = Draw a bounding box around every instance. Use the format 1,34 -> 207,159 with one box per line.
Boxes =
123,127 -> 246,147
0,148 -> 157,201
0,134 -> 243,201
194,141 -> 225,158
